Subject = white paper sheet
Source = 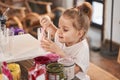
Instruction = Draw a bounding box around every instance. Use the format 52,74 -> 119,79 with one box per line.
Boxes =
0,34 -> 47,63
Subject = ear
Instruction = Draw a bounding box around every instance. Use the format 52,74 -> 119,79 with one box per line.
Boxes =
78,30 -> 84,39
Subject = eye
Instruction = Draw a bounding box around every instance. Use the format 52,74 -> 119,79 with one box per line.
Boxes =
63,29 -> 68,32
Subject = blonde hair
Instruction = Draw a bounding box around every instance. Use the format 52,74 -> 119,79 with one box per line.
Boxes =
62,2 -> 92,35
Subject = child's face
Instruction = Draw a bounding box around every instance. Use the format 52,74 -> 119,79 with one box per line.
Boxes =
57,16 -> 82,46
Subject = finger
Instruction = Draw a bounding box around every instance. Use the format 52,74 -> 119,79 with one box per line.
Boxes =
41,44 -> 52,52
41,44 -> 49,49
41,41 -> 49,46
41,21 -> 47,26
41,32 -> 47,39
40,20 -> 48,27
41,39 -> 51,46
44,38 -> 53,43
43,19 -> 48,24
41,17 -> 49,24
40,16 -> 46,22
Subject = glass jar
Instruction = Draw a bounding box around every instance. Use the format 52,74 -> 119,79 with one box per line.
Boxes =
46,63 -> 65,80
58,57 -> 75,80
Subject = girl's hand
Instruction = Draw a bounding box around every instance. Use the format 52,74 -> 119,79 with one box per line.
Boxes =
40,38 -> 65,57
40,15 -> 51,29
40,15 -> 57,40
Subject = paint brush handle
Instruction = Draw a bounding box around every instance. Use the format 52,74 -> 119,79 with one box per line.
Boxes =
3,8 -> 10,16
47,30 -> 51,40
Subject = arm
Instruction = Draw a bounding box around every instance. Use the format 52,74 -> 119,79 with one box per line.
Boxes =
40,38 -> 83,74
75,64 -> 82,74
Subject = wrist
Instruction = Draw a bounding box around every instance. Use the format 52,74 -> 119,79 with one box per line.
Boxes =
55,50 -> 66,58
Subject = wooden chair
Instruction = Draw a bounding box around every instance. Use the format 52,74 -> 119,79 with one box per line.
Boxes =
0,0 -> 41,37
0,0 -> 27,32
24,0 -> 55,20
22,12 -> 41,38
0,0 -> 65,37
0,1 -> 26,21
6,16 -> 23,29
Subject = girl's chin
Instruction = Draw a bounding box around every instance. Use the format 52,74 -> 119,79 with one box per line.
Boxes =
58,39 -> 64,43
59,41 -> 64,43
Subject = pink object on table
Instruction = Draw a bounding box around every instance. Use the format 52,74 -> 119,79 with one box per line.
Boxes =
34,53 -> 60,65
28,64 -> 46,80
34,56 -> 50,65
45,53 -> 60,62
1,62 -> 13,80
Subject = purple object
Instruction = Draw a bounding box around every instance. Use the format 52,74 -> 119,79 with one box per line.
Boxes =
10,27 -> 24,35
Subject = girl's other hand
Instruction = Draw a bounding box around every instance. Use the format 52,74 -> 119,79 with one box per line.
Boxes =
40,37 -> 58,52
40,38 -> 65,57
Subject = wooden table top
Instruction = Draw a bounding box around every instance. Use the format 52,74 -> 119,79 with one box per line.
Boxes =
16,59 -> 80,80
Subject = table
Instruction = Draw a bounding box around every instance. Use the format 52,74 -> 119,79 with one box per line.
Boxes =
87,63 -> 119,80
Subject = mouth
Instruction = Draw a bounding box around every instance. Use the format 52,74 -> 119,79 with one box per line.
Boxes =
58,36 -> 63,39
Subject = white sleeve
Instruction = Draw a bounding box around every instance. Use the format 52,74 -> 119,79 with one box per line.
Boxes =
73,43 -> 90,73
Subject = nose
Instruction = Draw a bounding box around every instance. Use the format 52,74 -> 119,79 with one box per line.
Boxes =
57,28 -> 62,35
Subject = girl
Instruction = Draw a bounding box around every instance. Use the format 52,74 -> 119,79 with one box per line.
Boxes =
40,2 -> 92,80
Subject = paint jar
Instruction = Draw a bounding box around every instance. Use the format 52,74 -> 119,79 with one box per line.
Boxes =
46,63 -> 65,80
58,57 -> 75,80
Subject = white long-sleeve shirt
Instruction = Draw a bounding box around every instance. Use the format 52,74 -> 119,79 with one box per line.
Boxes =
55,34 -> 90,80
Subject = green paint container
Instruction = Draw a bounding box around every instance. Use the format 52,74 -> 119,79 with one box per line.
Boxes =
46,63 -> 65,80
